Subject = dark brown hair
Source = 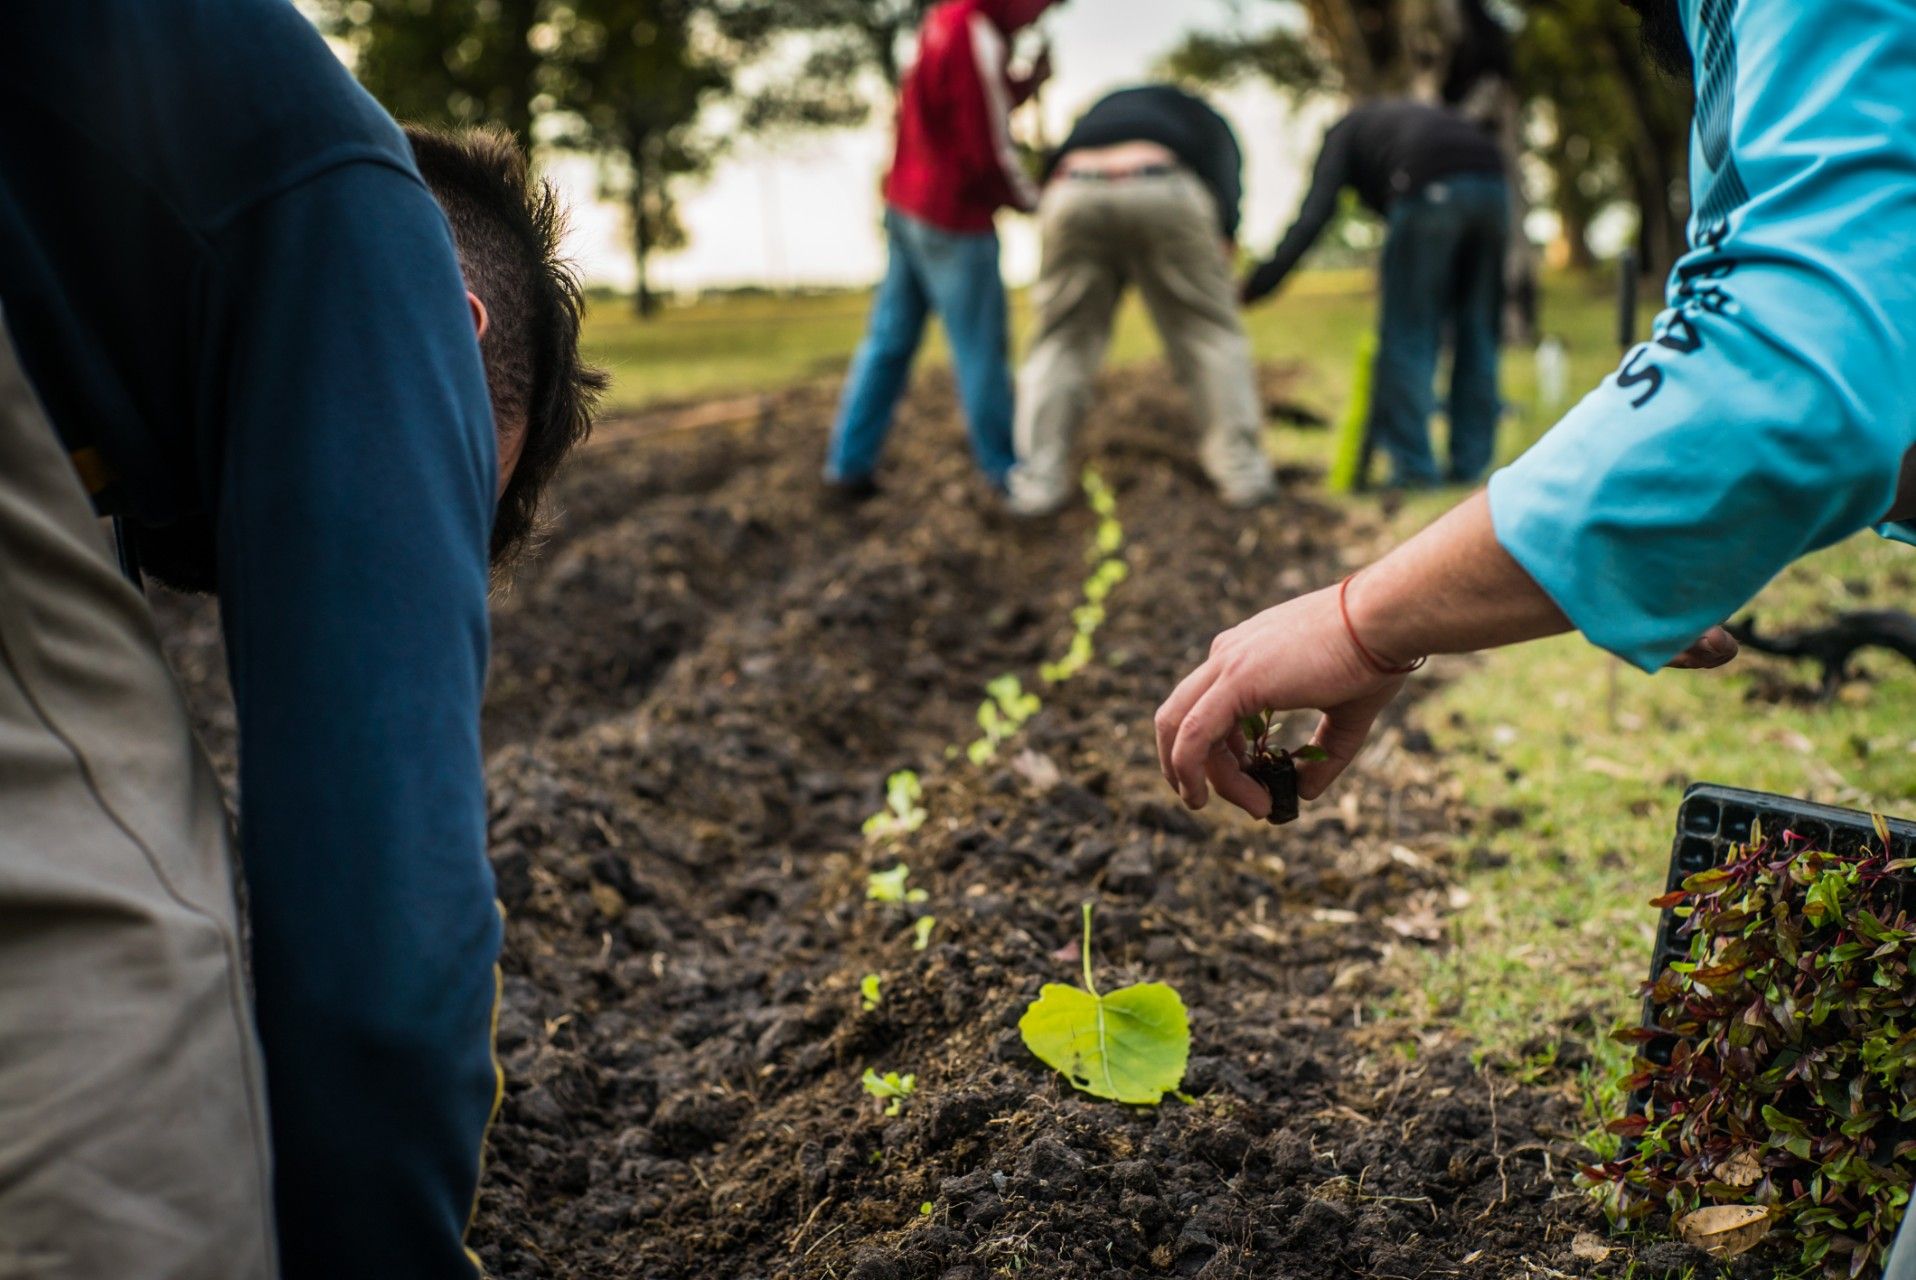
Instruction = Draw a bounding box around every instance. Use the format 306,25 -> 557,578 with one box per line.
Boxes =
405,125 -> 606,568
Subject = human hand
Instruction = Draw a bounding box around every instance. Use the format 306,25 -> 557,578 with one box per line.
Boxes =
1154,585 -> 1411,820
1666,625 -> 1738,670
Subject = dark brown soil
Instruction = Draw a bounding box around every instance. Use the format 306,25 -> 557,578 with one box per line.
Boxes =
155,366 -> 1637,1279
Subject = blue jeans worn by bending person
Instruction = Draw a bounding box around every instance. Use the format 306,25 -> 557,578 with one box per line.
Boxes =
826,208 -> 1017,487
1367,175 -> 1509,487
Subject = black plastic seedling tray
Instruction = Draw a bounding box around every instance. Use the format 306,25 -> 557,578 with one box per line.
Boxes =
1631,783 -> 1916,1105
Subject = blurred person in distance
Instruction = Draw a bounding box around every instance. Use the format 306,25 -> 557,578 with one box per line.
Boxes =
822,0 -> 1063,503
1006,84 -> 1278,517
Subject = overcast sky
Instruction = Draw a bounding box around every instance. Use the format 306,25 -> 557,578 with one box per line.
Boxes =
554,0 -> 1334,292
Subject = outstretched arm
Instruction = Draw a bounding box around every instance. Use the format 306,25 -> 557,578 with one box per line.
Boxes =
1240,120 -> 1353,305
1154,492 -> 1739,817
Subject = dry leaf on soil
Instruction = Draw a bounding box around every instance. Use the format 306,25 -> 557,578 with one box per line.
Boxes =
1716,1148 -> 1762,1189
1675,1205 -> 1772,1258
1570,1233 -> 1612,1263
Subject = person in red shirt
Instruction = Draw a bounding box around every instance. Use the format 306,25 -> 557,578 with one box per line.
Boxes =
823,0 -> 1061,498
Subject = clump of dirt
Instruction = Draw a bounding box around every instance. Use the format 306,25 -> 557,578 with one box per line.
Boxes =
155,365 -> 1636,1278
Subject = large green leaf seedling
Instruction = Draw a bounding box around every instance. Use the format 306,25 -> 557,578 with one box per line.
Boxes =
1019,903 -> 1190,1105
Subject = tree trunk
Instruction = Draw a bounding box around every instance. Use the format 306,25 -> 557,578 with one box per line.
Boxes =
1598,23 -> 1691,279
630,137 -> 657,319
499,0 -> 543,151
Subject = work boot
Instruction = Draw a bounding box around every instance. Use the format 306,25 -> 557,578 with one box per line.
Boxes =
821,474 -> 881,506
1004,464 -> 1071,518
1219,478 -> 1278,511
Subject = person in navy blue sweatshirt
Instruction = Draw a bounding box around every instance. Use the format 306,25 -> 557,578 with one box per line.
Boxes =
0,6 -> 600,1277
1242,100 -> 1509,489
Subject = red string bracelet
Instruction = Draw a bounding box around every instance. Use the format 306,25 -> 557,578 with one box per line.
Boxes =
1338,574 -> 1427,677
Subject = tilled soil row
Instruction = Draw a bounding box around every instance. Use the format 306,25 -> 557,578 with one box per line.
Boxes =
434,367 -> 1624,1279
150,367 -> 1646,1278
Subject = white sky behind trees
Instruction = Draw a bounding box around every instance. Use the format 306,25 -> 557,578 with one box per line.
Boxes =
552,0 -> 1334,292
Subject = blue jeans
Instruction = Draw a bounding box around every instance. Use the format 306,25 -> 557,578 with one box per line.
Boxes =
826,209 -> 1016,486
1367,176 -> 1509,487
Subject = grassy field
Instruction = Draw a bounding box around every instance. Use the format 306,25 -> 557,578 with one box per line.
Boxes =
581,273 -> 1916,1150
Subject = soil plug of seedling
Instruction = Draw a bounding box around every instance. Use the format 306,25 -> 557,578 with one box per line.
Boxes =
1018,903 -> 1190,1104
1239,711 -> 1328,826
867,864 -> 927,904
861,1068 -> 916,1116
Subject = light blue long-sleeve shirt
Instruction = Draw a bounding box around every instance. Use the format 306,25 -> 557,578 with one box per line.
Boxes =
1488,0 -> 1916,671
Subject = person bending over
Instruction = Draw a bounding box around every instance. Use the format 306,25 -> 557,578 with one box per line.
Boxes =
1007,84 -> 1278,517
0,6 -> 600,1276
1242,100 -> 1509,489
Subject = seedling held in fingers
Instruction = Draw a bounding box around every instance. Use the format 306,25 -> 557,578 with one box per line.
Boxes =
1239,711 -> 1328,826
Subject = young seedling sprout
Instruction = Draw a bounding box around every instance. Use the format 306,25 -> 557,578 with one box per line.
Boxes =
867,864 -> 928,904
863,770 -> 927,840
861,1068 -> 916,1116
859,973 -> 882,1011
911,915 -> 936,951
968,675 -> 1042,766
1238,710 -> 1329,826
1041,471 -> 1129,686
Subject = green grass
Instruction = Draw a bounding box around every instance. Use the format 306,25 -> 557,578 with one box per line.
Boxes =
583,268 -> 1642,454
584,273 -> 1916,1153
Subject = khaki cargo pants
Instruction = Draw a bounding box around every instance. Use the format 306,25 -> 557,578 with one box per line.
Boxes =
0,313 -> 277,1277
1009,169 -> 1275,512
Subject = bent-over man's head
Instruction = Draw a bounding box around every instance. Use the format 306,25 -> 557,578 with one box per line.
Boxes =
405,124 -> 606,570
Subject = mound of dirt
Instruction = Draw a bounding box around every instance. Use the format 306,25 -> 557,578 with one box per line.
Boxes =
156,365 -> 1627,1278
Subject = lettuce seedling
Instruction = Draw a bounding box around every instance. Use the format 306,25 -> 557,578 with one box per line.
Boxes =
1019,903 -> 1190,1105
861,1068 -> 916,1116
1040,632 -> 1095,686
912,915 -> 936,951
1588,816 -> 1916,1276
863,769 -> 928,840
1083,558 -> 1128,605
860,973 -> 882,1011
867,864 -> 928,904
967,675 -> 1042,766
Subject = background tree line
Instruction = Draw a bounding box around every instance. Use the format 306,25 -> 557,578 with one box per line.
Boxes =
309,0 -> 1692,315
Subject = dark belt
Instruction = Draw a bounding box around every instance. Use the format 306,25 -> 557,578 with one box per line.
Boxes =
1062,163 -> 1179,183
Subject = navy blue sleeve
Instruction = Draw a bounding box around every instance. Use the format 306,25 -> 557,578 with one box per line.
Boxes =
1197,99 -> 1243,240
209,160 -> 500,1280
1242,117 -> 1352,303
